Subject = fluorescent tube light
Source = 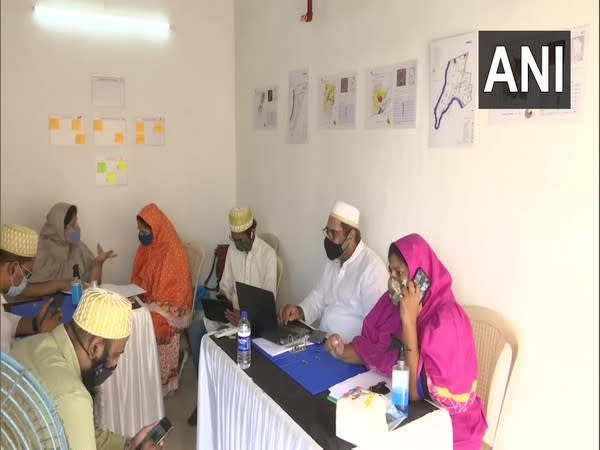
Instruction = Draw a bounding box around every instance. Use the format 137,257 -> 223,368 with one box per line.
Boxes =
33,5 -> 170,39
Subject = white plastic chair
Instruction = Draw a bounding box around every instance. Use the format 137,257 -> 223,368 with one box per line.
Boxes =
259,232 -> 279,255
464,305 -> 518,450
178,241 -> 205,383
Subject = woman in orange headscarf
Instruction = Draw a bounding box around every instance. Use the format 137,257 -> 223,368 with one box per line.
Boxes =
131,203 -> 192,396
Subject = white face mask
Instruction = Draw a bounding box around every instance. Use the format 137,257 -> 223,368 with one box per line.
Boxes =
388,277 -> 408,306
7,271 -> 29,297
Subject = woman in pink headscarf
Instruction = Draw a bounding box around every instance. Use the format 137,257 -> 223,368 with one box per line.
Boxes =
326,233 -> 487,450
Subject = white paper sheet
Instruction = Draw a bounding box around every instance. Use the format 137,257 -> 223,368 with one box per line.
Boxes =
92,76 -> 126,108
328,369 -> 391,400
255,86 -> 278,129
93,117 -> 127,146
288,69 -> 309,144
318,72 -> 356,129
49,115 -> 86,146
100,283 -> 146,298
95,156 -> 128,186
253,337 -> 314,358
134,117 -> 165,146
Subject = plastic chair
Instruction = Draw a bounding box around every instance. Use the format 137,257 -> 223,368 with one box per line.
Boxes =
178,241 -> 205,383
276,256 -> 283,298
464,305 -> 518,450
259,232 -> 279,255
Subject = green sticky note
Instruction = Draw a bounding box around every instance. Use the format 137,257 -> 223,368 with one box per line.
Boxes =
106,172 -> 117,185
117,159 -> 128,172
97,162 -> 107,173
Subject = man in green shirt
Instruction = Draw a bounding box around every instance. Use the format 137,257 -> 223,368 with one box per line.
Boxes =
10,287 -> 162,450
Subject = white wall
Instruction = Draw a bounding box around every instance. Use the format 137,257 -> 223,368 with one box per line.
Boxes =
235,1 -> 599,449
1,0 -> 236,285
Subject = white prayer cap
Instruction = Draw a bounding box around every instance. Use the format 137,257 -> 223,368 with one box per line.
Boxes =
330,201 -> 360,229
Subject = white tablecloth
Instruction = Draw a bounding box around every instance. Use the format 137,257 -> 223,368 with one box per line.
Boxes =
197,336 -> 453,450
97,305 -> 164,437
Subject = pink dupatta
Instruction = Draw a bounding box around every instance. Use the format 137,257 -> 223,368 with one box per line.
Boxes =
352,234 -> 487,450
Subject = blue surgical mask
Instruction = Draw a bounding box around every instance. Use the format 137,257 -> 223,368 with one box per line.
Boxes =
66,226 -> 81,244
7,273 -> 29,297
138,233 -> 153,246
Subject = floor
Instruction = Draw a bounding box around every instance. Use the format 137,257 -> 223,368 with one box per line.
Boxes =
163,360 -> 198,449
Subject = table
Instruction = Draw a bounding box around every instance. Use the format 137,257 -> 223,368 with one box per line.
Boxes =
8,295 -> 164,437
197,335 -> 453,450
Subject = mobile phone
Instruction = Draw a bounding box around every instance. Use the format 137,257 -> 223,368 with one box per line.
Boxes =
413,268 -> 431,303
49,294 -> 65,315
139,417 -> 173,449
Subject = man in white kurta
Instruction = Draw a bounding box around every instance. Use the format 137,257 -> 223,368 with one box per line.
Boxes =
279,201 -> 388,342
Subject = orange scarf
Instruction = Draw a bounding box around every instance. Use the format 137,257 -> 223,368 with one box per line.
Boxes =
131,204 -> 192,342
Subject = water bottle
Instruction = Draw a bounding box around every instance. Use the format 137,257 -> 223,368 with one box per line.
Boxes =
71,264 -> 83,307
391,344 -> 409,415
237,311 -> 251,369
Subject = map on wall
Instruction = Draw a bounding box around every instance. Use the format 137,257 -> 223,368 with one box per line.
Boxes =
288,68 -> 309,144
366,61 -> 417,129
318,72 -> 356,129
429,32 -> 477,147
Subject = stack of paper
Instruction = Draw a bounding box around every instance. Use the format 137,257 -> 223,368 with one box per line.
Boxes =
253,337 -> 314,358
100,283 -> 146,298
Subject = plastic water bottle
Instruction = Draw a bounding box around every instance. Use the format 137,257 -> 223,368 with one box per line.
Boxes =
71,264 -> 83,307
392,345 -> 409,415
237,311 -> 251,369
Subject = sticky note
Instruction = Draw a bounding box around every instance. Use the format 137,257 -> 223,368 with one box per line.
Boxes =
136,121 -> 145,133
117,159 -> 128,172
93,120 -> 104,132
136,134 -> 145,145
114,132 -> 125,144
106,172 -> 117,185
72,118 -> 83,131
75,134 -> 86,145
153,122 -> 164,134
49,118 -> 60,130
97,162 -> 107,173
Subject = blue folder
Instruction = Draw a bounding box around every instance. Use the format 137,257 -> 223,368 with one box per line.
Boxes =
254,342 -> 367,395
9,295 -> 75,324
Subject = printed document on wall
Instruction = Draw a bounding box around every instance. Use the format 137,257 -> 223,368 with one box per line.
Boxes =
49,115 -> 86,146
254,86 -> 278,129
488,25 -> 589,125
92,77 -> 126,108
96,156 -> 128,186
93,118 -> 127,146
135,117 -> 165,146
366,61 -> 417,129
318,73 -> 356,129
429,32 -> 477,147
288,69 -> 309,144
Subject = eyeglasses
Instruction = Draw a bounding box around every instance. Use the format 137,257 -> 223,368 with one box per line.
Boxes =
322,227 -> 345,240
19,264 -> 33,280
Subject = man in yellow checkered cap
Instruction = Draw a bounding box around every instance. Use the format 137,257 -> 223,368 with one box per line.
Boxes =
10,287 -> 164,450
1,224 -> 62,353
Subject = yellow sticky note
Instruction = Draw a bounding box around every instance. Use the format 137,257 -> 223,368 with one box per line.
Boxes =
153,122 -> 164,134
106,172 -> 117,185
49,118 -> 60,130
97,162 -> 107,173
72,118 -> 83,131
136,134 -> 145,145
93,120 -> 104,132
117,159 -> 128,172
114,132 -> 125,144
75,134 -> 86,145
136,121 -> 145,133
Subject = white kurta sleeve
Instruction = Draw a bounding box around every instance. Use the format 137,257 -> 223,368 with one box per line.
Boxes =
1,308 -> 21,353
262,247 -> 277,301
218,248 -> 235,301
298,268 -> 328,326
359,256 -> 389,317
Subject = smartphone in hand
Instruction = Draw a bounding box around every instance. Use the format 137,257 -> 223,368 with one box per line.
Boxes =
138,417 -> 173,449
413,268 -> 431,303
49,293 -> 65,315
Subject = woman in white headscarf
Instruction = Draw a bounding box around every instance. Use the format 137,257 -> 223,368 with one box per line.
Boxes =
30,203 -> 116,284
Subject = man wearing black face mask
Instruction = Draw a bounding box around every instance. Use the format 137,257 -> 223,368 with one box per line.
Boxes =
10,288 -> 163,450
279,201 -> 388,343
186,206 -> 277,426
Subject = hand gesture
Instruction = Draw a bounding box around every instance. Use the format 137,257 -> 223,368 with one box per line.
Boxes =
225,308 -> 241,326
37,298 -> 62,333
96,243 -> 117,264
279,304 -> 303,325
399,279 -> 422,325
325,333 -> 345,358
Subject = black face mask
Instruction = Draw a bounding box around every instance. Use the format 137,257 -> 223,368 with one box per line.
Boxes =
92,359 -> 115,386
324,236 -> 347,260
234,239 -> 253,253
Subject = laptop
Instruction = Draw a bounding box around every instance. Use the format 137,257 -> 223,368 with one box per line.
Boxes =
236,281 -> 310,345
